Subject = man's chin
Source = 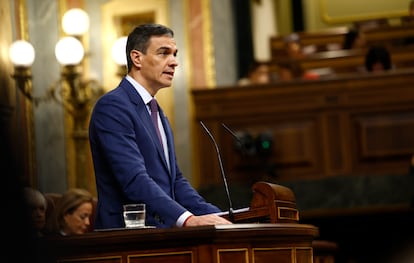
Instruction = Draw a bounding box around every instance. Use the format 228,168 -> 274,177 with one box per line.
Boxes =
161,81 -> 173,88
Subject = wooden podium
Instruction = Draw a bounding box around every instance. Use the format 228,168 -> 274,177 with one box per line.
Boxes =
39,182 -> 320,263
40,224 -> 318,263
221,181 -> 300,224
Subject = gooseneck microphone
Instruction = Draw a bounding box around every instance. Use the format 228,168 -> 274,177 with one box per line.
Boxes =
221,122 -> 248,155
199,121 -> 234,222
221,123 -> 242,144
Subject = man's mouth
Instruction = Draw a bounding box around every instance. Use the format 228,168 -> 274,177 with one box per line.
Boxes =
162,72 -> 174,81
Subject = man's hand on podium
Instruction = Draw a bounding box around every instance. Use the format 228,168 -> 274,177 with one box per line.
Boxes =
184,214 -> 232,227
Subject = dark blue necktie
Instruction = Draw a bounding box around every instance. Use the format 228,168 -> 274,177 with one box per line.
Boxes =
149,99 -> 163,148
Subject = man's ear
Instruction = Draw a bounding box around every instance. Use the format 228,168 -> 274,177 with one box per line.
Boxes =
130,50 -> 142,68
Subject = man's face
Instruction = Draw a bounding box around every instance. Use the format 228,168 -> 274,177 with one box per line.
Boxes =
30,203 -> 46,230
138,35 -> 178,92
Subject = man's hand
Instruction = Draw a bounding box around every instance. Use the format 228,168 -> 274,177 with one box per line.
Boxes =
184,214 -> 232,227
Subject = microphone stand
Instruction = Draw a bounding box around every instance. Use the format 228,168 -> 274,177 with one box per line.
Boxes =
200,121 -> 234,222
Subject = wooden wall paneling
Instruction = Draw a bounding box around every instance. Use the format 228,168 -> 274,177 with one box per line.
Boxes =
321,112 -> 349,176
217,248 -> 248,263
350,109 -> 414,173
357,112 -> 414,158
219,116 -> 323,183
192,68 -> 414,186
198,120 -> 223,186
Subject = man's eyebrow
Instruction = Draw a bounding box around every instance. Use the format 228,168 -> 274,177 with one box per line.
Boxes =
157,46 -> 172,51
157,46 -> 178,55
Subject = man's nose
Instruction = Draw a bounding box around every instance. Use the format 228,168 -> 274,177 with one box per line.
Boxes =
170,56 -> 178,67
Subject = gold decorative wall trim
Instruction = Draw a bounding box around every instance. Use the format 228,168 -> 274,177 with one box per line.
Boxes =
15,0 -> 37,186
319,0 -> 407,24
186,0 -> 216,187
183,0 -> 192,91
201,0 -> 216,88
17,0 -> 29,40
57,0 -> 88,191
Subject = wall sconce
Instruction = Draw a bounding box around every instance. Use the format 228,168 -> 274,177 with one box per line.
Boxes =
9,40 -> 35,101
8,8 -> 126,109
8,7 -> 128,190
51,35 -> 104,117
62,8 -> 89,36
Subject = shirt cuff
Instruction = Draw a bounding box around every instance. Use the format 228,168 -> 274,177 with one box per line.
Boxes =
176,211 -> 193,227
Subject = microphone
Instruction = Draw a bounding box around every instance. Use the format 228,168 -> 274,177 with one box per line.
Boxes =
221,123 -> 251,156
221,123 -> 242,144
199,121 -> 234,222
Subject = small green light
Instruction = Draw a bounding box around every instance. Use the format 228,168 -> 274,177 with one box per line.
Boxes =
261,141 -> 271,149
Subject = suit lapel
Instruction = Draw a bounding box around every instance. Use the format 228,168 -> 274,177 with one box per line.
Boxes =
120,79 -> 170,172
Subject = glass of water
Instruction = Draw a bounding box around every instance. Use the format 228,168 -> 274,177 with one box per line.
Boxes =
123,203 -> 146,228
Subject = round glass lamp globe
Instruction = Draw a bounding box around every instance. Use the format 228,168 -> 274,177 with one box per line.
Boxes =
62,8 -> 90,36
55,37 -> 84,65
9,40 -> 35,67
111,36 -> 127,66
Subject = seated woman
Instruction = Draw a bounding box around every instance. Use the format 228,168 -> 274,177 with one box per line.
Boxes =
48,188 -> 94,236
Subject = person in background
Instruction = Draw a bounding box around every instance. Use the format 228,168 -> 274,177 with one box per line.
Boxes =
276,33 -> 325,80
238,61 -> 271,85
89,23 -> 232,229
23,187 -> 48,237
342,28 -> 366,50
275,60 -> 304,81
283,33 -> 305,59
364,45 -> 392,72
48,188 -> 94,236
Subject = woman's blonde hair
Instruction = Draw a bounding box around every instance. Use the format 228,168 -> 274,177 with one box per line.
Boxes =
50,188 -> 94,233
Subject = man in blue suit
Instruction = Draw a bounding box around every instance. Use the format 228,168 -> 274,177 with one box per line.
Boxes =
89,23 -> 231,229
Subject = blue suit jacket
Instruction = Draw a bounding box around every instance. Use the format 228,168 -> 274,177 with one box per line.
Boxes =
89,78 -> 221,229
